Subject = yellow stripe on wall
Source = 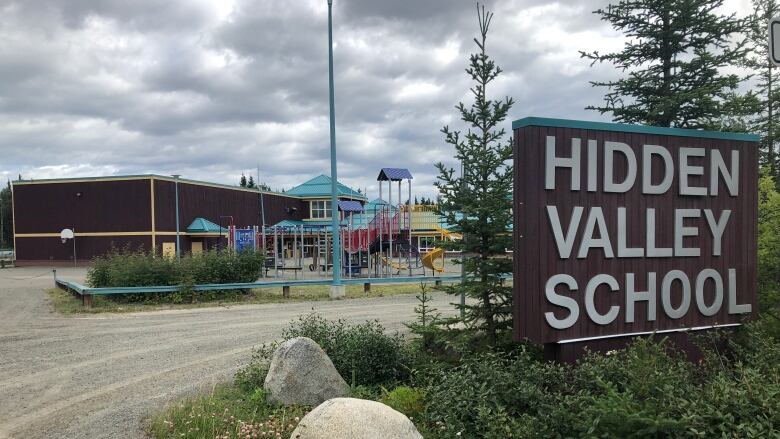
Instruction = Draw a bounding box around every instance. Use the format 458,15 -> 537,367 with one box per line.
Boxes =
14,231 -> 201,238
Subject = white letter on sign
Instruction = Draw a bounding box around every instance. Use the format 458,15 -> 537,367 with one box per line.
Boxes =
545,274 -> 579,329
662,270 -> 691,319
642,145 -> 674,194
695,269 -> 723,317
710,149 -> 739,196
547,206 -> 583,259
545,136 -> 581,190
578,207 -> 614,259
604,141 -> 637,193
674,209 -> 701,257
727,269 -> 752,314
703,209 -> 731,256
585,274 -> 620,325
626,272 -> 657,323
679,148 -> 707,196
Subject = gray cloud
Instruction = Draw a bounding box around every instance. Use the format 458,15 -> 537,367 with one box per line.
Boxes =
0,0 -> 752,200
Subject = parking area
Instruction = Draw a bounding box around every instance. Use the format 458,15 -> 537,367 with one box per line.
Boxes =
0,267 -> 457,439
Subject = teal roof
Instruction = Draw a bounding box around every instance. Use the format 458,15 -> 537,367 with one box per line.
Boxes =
341,212 -> 375,229
285,175 -> 365,199
186,218 -> 228,234
512,117 -> 760,142
272,219 -> 334,230
364,198 -> 396,215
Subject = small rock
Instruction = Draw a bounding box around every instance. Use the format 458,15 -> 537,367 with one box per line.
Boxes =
290,397 -> 423,439
263,337 -> 349,406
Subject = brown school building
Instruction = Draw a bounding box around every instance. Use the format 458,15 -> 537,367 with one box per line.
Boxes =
10,174 -> 364,265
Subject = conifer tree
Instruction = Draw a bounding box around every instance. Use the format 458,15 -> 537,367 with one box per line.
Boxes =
581,0 -> 748,128
247,175 -> 256,188
435,4 -> 514,346
745,0 -> 780,180
239,174 -> 247,187
0,181 -> 11,249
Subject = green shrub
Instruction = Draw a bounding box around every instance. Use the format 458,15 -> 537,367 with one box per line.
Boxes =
423,347 -> 565,438
381,386 -> 425,420
420,330 -> 780,439
281,313 -> 411,387
86,248 -> 264,303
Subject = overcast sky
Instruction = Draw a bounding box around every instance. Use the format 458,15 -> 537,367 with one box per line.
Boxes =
0,0 -> 753,199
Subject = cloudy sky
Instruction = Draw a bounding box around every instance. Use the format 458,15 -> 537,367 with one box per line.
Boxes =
0,0 -> 753,199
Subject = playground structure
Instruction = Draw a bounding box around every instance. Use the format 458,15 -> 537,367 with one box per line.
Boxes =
220,168 -> 459,280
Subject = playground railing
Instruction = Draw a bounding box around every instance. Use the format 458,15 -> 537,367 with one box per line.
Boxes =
53,270 -> 464,309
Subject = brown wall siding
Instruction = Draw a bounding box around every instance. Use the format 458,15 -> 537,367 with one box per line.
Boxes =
513,126 -> 758,344
13,177 -> 307,262
153,180 -> 307,233
13,179 -> 152,234
15,235 -> 152,262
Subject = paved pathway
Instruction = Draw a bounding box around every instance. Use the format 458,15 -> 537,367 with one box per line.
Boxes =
0,267 -> 456,439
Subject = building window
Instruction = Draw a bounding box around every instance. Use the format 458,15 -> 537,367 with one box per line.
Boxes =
418,236 -> 436,251
310,200 -> 332,219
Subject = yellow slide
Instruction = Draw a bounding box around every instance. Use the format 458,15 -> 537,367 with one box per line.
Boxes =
421,248 -> 446,273
435,226 -> 462,241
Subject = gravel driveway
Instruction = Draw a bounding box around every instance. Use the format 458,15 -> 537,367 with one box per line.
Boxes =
0,267 -> 458,439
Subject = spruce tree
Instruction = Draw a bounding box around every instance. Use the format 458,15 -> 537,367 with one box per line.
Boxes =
247,175 -> 256,188
239,174 -> 247,187
434,4 -> 514,346
581,0 -> 748,128
0,181 -> 11,249
745,0 -> 780,181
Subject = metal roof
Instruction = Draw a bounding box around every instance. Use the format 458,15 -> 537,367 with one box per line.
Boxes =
271,219 -> 334,230
284,175 -> 365,199
337,200 -> 364,212
377,168 -> 413,181
186,218 -> 228,234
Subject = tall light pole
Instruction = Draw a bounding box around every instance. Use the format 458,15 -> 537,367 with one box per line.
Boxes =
327,0 -> 344,298
172,174 -> 181,261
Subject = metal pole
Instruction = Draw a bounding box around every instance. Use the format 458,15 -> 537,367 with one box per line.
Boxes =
173,175 -> 181,261
258,166 -> 267,252
388,180 -> 393,276
397,180 -> 402,268
327,0 -> 343,294
408,179 -> 412,276
274,227 -> 279,278
73,227 -> 77,269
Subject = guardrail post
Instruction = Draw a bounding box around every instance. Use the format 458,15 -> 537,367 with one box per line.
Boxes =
435,279 -> 442,287
282,285 -> 290,299
363,282 -> 370,294
82,294 -> 93,309
53,269 -> 57,288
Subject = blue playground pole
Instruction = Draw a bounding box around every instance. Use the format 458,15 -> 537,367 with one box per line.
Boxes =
327,0 -> 343,294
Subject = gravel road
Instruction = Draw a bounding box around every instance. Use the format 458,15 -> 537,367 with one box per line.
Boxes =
0,267 -> 458,439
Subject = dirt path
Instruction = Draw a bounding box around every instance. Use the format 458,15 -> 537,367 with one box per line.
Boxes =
0,267 -> 458,439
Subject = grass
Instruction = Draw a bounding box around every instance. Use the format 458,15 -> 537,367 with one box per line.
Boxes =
47,282 -> 446,314
148,384 -> 307,439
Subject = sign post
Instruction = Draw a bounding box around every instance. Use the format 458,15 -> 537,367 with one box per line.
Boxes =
770,17 -> 780,66
512,117 -> 759,362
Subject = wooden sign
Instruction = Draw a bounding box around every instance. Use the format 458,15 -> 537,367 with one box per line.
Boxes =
513,117 -> 758,345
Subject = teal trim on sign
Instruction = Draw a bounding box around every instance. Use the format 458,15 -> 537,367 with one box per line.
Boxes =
512,117 -> 760,142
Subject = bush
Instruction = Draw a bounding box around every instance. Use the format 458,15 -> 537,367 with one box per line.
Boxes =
381,386 -> 425,420
420,329 -> 780,439
281,314 -> 411,387
86,248 -> 265,303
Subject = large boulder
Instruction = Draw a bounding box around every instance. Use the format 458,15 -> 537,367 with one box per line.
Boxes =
290,398 -> 423,439
263,337 -> 349,406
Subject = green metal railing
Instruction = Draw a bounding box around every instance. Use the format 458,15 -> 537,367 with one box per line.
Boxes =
53,271 -> 462,308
